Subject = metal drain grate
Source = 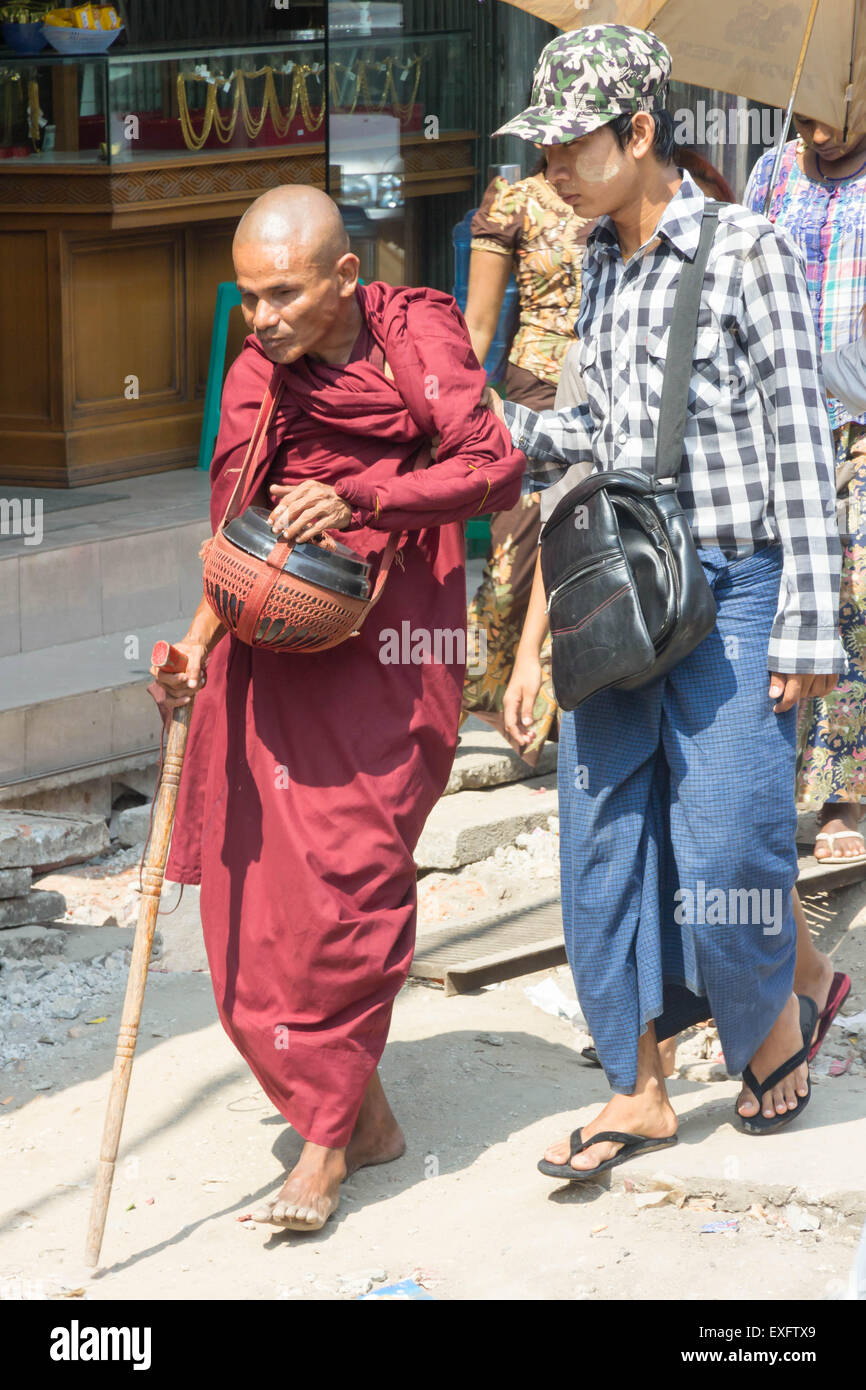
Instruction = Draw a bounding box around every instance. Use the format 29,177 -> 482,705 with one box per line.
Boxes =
411,895 -> 566,994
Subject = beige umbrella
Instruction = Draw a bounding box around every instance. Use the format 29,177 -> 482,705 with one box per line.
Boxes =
501,0 -> 866,135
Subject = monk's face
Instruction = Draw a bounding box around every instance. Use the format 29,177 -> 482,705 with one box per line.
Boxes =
234,240 -> 355,364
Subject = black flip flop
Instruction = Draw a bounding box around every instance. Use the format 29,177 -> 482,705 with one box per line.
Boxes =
577,1045 -> 602,1068
537,1128 -> 678,1181
737,994 -> 818,1136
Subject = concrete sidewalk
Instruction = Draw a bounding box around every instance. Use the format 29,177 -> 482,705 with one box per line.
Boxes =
0,873 -> 864,1302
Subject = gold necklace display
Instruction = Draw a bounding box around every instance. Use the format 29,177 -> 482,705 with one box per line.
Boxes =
176,55 -> 423,153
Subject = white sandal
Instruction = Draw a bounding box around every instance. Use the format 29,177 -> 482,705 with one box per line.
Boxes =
813,830 -> 866,865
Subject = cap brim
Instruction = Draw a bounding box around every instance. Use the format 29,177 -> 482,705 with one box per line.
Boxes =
492,104 -> 607,144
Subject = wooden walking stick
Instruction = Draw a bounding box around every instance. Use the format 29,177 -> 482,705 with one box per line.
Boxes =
84,641 -> 193,1269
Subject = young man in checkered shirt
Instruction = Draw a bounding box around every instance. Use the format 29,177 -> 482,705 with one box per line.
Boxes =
487,25 -> 843,1176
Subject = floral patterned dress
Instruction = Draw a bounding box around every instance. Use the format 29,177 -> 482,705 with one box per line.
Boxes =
462,174 -> 592,761
745,141 -> 866,809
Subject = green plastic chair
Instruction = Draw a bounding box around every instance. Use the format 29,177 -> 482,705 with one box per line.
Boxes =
198,281 -> 242,470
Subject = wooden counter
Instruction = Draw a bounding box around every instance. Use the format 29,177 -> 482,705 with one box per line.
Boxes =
0,132 -> 476,487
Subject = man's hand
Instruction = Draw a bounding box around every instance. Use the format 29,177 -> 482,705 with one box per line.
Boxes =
503,653 -> 543,751
769,672 -> 838,713
268,481 -> 351,543
481,385 -> 506,424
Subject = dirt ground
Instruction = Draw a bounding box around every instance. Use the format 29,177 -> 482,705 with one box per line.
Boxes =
1,868 -> 865,1303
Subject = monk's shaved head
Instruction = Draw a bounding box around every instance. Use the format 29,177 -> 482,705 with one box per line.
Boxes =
233,185 -> 361,367
235,185 -> 350,274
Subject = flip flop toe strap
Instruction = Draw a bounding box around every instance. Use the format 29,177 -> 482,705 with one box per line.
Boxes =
742,1042 -> 809,1103
571,1130 -> 658,1153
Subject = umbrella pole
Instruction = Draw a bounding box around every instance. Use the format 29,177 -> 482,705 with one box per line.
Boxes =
762,0 -> 822,216
84,642 -> 193,1270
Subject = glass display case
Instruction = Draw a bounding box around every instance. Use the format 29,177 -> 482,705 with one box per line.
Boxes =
0,31 -> 469,175
0,21 -> 477,488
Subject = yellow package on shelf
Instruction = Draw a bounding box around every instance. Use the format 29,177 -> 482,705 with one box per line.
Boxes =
43,3 -> 119,25
43,9 -> 76,25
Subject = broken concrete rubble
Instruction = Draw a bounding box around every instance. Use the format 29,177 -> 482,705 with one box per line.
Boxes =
0,890 -> 67,931
0,810 -> 109,872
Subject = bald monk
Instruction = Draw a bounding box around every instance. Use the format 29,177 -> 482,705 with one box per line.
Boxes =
152,187 -> 524,1231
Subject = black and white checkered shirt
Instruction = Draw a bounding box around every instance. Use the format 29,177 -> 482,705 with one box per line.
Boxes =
503,171 -> 843,673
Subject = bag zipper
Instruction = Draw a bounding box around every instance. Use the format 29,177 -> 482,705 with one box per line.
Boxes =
546,551 -> 621,612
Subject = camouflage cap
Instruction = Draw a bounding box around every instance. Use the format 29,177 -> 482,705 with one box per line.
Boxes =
493,24 -> 672,146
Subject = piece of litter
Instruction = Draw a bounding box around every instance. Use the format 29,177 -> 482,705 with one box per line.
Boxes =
85,1018 -> 107,1026
58,1288 -> 87,1299
832,1008 -> 866,1031
829,1057 -> 852,1077
236,1214 -> 254,1223
2,1097 -> 13,1105
622,1177 -> 635,1193
145,1198 -> 154,1206
523,978 -> 586,1026
700,1220 -> 738,1235
358,1278 -> 433,1300
590,1224 -> 607,1234
784,1203 -> 821,1233
644,1172 -> 684,1192
125,1203 -> 135,1212
635,1190 -> 670,1209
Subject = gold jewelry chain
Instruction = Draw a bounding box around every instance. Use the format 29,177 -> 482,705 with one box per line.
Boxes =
176,57 -> 421,151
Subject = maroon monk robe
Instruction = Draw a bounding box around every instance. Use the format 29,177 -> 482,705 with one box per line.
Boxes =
165,282 -> 524,1148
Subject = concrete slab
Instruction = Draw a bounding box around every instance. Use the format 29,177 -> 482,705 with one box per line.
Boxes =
111,765 -> 159,801
0,810 -> 109,870
99,528 -> 185,634
0,470 -> 211,560
10,776 -> 112,821
604,1073 -> 866,1218
57,922 -> 135,964
18,541 -> 102,653
0,868 -> 31,900
0,555 -> 20,658
445,728 -> 557,795
416,776 -> 559,870
0,923 -> 66,959
0,889 -> 66,929
111,804 -> 151,848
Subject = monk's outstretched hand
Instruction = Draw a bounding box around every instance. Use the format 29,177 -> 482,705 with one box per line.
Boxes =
268,481 -> 352,544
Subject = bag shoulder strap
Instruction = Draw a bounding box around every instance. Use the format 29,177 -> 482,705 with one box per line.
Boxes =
218,368 -> 285,530
653,203 -> 720,489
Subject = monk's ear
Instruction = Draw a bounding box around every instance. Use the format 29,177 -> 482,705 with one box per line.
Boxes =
336,252 -> 361,297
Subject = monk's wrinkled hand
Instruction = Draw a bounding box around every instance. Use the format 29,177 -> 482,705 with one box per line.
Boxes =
150,637 -> 210,709
769,671 -> 837,714
268,480 -> 352,543
481,386 -> 505,423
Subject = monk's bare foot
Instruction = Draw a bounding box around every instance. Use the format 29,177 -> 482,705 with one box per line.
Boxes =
346,1069 -> 406,1175
252,1142 -> 345,1232
543,1076 -> 677,1174
736,993 -> 809,1121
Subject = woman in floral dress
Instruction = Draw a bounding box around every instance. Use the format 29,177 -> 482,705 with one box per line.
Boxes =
461,161 -> 593,763
746,116 -> 866,865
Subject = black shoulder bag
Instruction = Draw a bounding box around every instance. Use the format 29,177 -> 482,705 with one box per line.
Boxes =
539,205 -> 720,711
